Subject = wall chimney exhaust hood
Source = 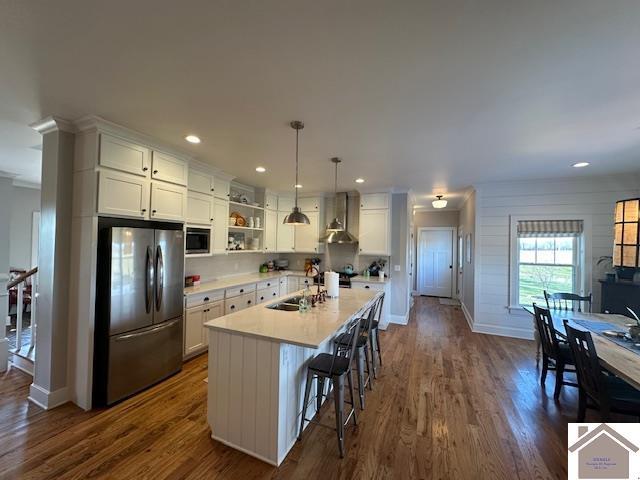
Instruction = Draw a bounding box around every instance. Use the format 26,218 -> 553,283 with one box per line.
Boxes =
323,192 -> 358,244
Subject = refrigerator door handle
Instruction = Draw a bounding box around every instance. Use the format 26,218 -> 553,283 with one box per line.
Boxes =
114,318 -> 180,342
155,244 -> 164,311
145,246 -> 153,314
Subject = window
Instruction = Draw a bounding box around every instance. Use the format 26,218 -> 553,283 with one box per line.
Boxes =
513,219 -> 585,308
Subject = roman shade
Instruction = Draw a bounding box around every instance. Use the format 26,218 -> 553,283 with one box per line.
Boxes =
517,220 -> 584,238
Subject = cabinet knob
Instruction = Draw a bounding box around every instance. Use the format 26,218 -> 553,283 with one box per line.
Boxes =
273,292 -> 277,296
359,248 -> 363,252
211,188 -> 215,192
227,193 -> 230,197
240,288 -> 244,293
153,169 -> 158,174
230,305 -> 235,309
247,300 -> 252,305
204,297 -> 210,301
141,208 -> 147,213
210,218 -> 213,222
260,296 -> 264,301
142,166 -> 149,172
365,285 -> 370,289
152,209 -> 157,214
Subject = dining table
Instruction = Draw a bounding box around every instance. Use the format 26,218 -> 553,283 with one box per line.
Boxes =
522,305 -> 640,391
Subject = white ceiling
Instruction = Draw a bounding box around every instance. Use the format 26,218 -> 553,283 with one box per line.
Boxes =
1,1 -> 640,202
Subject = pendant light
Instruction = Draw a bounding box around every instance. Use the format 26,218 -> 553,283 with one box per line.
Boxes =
432,195 -> 447,209
283,121 -> 310,225
326,157 -> 344,232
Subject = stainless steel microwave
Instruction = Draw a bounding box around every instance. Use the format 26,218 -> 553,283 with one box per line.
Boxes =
185,227 -> 211,255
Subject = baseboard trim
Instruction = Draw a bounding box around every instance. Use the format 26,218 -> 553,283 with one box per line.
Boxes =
0,337 -> 8,373
389,312 -> 409,326
460,302 -> 474,332
472,322 -> 534,341
28,383 -> 69,410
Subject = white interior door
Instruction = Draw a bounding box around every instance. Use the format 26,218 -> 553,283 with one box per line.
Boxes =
417,228 -> 453,297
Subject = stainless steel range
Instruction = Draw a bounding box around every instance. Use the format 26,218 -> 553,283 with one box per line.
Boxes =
314,271 -> 357,288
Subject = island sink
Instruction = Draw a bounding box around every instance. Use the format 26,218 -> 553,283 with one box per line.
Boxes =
266,295 -> 304,311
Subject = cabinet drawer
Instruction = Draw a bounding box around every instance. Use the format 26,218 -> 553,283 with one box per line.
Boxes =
256,279 -> 278,291
151,151 -> 188,186
225,292 -> 256,314
225,283 -> 256,298
186,289 -> 224,309
353,282 -> 384,292
256,286 -> 280,304
99,133 -> 150,177
360,193 -> 389,210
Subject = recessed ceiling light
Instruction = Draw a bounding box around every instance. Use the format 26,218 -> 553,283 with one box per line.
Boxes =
294,184 -> 303,189
572,162 -> 590,168
255,166 -> 266,173
355,178 -> 365,183
185,135 -> 201,144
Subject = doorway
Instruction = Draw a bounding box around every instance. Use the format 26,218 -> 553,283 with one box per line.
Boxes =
417,227 -> 455,297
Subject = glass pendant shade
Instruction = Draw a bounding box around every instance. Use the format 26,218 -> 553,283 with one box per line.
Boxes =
613,198 -> 640,268
432,195 -> 447,209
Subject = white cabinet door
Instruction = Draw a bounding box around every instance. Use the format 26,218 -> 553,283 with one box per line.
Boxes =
99,133 -> 150,177
213,177 -> 230,200
188,170 -> 214,195
151,151 -> 188,186
264,209 -> 278,252
360,193 -> 389,210
277,211 -> 295,252
203,300 -> 224,346
278,196 -> 294,212
150,181 -> 187,222
294,210 -> 320,253
98,170 -> 149,219
212,198 -> 229,254
359,208 -> 390,255
265,193 -> 279,210
184,306 -> 206,356
187,191 -> 214,225
298,197 -> 320,211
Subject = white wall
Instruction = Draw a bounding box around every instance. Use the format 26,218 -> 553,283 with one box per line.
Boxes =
9,185 -> 40,269
473,174 -> 640,340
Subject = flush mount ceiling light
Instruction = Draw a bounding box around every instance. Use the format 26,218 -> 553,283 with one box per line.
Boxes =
255,166 -> 266,173
326,158 -> 345,232
185,135 -> 201,144
283,121 -> 310,226
572,162 -> 590,168
355,178 -> 365,183
294,184 -> 303,188
432,195 -> 448,209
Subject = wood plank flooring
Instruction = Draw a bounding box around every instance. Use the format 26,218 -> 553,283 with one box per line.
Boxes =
0,297 -> 598,479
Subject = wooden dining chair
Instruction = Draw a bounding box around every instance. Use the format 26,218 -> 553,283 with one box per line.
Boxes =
544,290 -> 592,313
533,304 -> 578,399
563,320 -> 640,422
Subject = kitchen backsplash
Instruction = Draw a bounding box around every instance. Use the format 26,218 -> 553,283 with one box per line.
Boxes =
185,253 -> 277,282
281,247 -> 389,274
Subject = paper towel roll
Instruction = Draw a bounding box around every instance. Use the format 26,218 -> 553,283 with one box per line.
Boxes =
325,271 -> 340,297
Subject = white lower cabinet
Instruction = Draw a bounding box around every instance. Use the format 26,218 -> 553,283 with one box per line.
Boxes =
187,191 -> 214,225
184,300 -> 223,357
150,181 -> 187,222
352,282 -> 390,327
225,292 -> 256,314
98,170 -> 149,219
287,276 -> 301,294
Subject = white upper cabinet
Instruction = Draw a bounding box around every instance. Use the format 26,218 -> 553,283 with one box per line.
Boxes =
360,193 -> 389,210
187,191 -> 214,225
265,192 -> 279,210
278,196 -> 294,212
213,177 -> 230,200
99,133 -> 150,177
264,209 -> 278,252
294,210 -> 321,253
188,169 -> 214,195
298,197 -> 321,211
359,208 -> 390,255
212,197 -> 229,254
150,181 -> 187,222
98,170 -> 149,219
151,151 -> 188,186
277,211 -> 295,252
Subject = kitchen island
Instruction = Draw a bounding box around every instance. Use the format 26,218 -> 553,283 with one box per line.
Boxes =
204,288 -> 380,466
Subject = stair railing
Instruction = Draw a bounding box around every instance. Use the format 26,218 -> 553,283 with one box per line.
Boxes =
6,267 -> 38,356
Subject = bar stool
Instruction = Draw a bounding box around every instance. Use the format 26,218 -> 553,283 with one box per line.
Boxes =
298,316 -> 361,458
368,293 -> 385,377
336,301 -> 377,409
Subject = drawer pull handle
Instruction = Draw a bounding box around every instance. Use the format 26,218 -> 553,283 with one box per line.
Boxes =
153,169 -> 158,174
240,288 -> 244,293
230,305 -> 235,309
204,297 -> 209,301
142,166 -> 149,171
365,286 -> 370,289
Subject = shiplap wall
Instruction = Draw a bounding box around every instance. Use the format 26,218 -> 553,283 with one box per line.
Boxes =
473,174 -> 640,340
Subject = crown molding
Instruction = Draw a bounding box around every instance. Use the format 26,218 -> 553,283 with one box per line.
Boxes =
30,116 -> 75,135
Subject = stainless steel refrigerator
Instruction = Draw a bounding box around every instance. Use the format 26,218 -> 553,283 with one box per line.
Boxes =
93,219 -> 184,406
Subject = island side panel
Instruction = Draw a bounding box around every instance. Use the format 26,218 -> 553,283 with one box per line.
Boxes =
208,330 -> 281,465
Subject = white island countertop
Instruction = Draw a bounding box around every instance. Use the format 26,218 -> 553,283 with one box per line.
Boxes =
204,288 -> 380,348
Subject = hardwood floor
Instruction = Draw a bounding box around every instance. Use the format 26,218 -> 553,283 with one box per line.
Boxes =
1,297 -> 591,479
